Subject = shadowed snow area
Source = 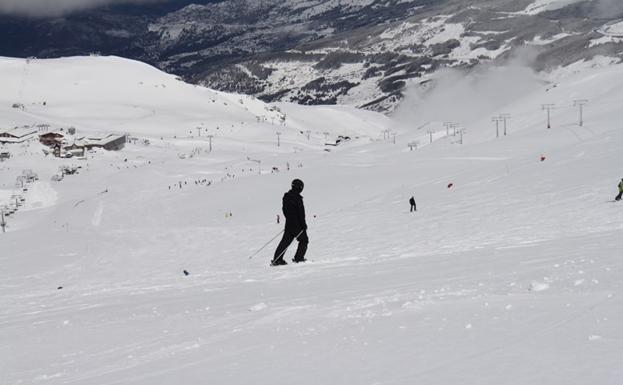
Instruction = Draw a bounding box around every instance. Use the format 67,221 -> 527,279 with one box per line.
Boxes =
1,56 -> 622,385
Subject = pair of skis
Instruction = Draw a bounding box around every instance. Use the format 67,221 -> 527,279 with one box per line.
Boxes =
247,229 -> 310,266
270,258 -> 310,267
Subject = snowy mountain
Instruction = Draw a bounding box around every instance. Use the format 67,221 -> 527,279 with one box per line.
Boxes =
1,54 -> 623,384
2,0 -> 623,111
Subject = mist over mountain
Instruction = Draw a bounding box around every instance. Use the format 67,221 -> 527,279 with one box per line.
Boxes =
1,0 -> 623,111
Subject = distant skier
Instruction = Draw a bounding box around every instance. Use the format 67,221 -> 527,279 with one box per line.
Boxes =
616,178 -> 623,201
272,179 -> 308,266
409,196 -> 417,212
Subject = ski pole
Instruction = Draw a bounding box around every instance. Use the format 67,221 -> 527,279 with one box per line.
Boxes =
248,229 -> 284,260
273,229 -> 304,262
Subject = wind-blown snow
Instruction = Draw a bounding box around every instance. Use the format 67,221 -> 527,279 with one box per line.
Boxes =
518,0 -> 585,15
1,55 -> 623,385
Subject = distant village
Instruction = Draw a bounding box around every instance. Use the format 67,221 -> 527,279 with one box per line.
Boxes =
0,124 -> 127,230
0,124 -> 126,160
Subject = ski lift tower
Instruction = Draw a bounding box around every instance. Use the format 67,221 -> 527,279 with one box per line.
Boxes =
383,129 -> 391,141
499,114 -> 511,136
247,157 -> 262,175
458,128 -> 466,144
427,128 -> 435,144
443,122 -> 453,137
1,210 -> 6,233
207,135 -> 214,152
542,104 -> 555,129
573,99 -> 588,127
450,123 -> 460,136
492,116 -> 503,138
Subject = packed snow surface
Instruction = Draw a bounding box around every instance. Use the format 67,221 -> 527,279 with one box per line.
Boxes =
1,56 -> 622,385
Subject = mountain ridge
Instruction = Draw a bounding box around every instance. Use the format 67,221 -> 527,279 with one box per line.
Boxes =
1,0 -> 622,111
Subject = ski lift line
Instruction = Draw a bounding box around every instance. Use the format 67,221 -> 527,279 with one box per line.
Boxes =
479,102 -> 596,130
415,121 -> 433,131
484,99 -> 614,127
485,100 -> 606,125
17,59 -> 31,103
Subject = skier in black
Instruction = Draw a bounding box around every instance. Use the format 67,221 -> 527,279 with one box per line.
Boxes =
272,179 -> 308,265
409,196 -> 417,212
616,178 -> 623,201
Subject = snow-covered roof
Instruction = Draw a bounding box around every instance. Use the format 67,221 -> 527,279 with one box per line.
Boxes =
99,134 -> 125,146
10,127 -> 37,138
0,127 -> 38,143
72,134 -> 125,147
0,127 -> 37,138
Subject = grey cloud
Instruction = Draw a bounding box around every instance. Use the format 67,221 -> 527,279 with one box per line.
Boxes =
592,0 -> 623,16
0,0 -> 165,17
393,61 -> 542,128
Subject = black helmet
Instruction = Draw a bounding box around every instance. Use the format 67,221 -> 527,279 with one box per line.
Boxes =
291,179 -> 304,192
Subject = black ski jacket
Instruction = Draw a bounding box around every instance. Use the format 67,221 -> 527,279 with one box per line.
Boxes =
282,189 -> 307,233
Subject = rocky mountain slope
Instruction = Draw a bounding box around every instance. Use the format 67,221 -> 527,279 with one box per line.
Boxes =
1,0 -> 623,111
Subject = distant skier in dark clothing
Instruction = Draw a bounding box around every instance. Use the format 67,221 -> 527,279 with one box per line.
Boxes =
616,178 -> 623,201
409,196 -> 417,212
272,179 -> 308,266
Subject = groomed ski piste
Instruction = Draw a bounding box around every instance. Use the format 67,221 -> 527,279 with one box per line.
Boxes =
1,55 -> 622,385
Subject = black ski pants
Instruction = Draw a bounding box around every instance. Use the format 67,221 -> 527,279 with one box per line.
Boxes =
273,229 -> 308,262
410,203 -> 417,212
616,191 -> 622,201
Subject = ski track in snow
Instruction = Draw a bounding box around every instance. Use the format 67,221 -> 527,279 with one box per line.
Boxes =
91,201 -> 104,227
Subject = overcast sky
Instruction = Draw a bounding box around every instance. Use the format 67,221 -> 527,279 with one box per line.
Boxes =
0,0 -> 166,17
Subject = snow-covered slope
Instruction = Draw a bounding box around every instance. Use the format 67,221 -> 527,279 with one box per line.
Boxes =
3,0 -> 623,111
0,56 -> 388,139
1,56 -> 622,385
